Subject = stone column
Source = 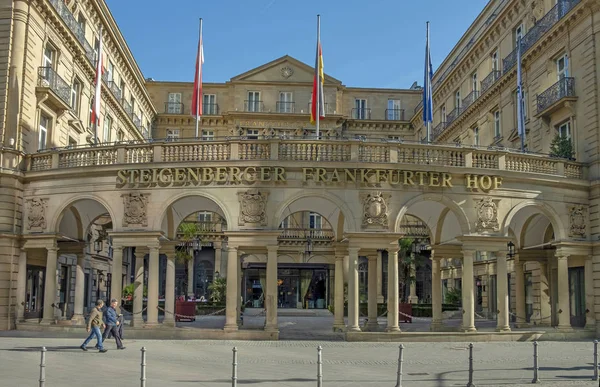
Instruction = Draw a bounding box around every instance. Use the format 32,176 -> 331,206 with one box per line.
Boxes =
146,245 -> 160,326
41,247 -> 59,325
132,248 -> 146,327
224,246 -> 239,331
111,245 -> 123,310
556,254 -> 571,330
264,246 -> 278,332
408,258 -> 419,304
585,256 -> 595,330
376,250 -> 384,303
386,248 -> 400,332
71,250 -> 86,325
366,255 -> 378,331
164,251 -> 176,327
237,252 -> 242,326
431,255 -> 443,331
214,241 -> 223,276
537,261 -> 551,326
187,258 -> 194,298
514,259 -> 526,328
333,254 -> 345,332
16,249 -> 27,322
496,252 -> 510,332
461,249 -> 476,332
347,247 -> 361,332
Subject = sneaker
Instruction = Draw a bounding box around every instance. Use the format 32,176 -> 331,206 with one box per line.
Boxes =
80,345 -> 87,351
117,347 -> 126,350
98,349 -> 107,353
94,345 -> 99,349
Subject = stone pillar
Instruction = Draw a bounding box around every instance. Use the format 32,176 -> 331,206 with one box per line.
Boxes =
111,245 -> 123,310
537,262 -> 551,326
41,247 -> 59,325
408,257 -> 419,304
376,250 -> 384,303
71,251 -> 86,325
461,249 -> 476,332
237,252 -> 242,326
333,254 -> 345,332
431,255 -> 443,331
163,251 -> 176,327
514,259 -> 526,328
224,246 -> 239,331
214,241 -> 223,276
366,255 -> 378,331
264,246 -> 278,332
16,249 -> 27,322
187,258 -> 194,298
132,248 -> 146,327
347,247 -> 361,332
556,254 -> 571,330
496,252 -> 510,332
585,256 -> 595,330
146,245 -> 160,326
386,248 -> 400,332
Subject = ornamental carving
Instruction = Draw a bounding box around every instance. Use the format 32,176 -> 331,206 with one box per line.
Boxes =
475,197 -> 499,232
238,189 -> 269,226
27,198 -> 48,231
531,0 -> 545,24
122,192 -> 148,227
569,205 -> 586,238
280,66 -> 294,79
360,192 -> 390,228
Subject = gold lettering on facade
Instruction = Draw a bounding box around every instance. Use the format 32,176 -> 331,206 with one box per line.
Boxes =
303,168 -> 313,181
316,168 -> 327,182
429,172 -> 440,187
274,167 -> 286,182
260,167 -> 271,181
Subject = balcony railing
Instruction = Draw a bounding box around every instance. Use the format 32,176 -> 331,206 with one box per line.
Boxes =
536,77 -> 576,113
279,228 -> 335,240
122,99 -> 133,117
445,107 -> 462,126
47,0 -> 95,66
480,70 -> 501,94
244,100 -> 263,112
203,103 -> 219,115
276,101 -> 295,113
133,115 -> 142,129
37,67 -> 71,106
386,109 -> 405,121
414,100 -> 424,115
306,102 -> 331,115
165,102 -> 184,114
431,122 -> 447,141
106,81 -> 122,101
351,108 -> 371,120
462,91 -> 480,111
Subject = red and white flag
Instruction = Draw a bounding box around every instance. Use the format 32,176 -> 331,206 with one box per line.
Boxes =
191,21 -> 204,120
91,28 -> 103,133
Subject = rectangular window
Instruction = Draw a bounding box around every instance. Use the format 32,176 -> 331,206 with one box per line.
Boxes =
354,98 -> 368,119
387,99 -> 402,120
278,92 -> 293,113
43,45 -> 56,68
455,90 -> 461,109
103,115 -> 112,143
473,127 -> 480,146
203,94 -> 216,115
557,54 -> 569,79
441,105 -> 446,122
68,136 -> 77,147
557,121 -> 571,139
514,23 -> 524,47
388,135 -> 401,141
201,129 -> 214,140
491,51 -> 499,72
197,212 -> 212,222
247,91 -> 261,112
246,129 -> 259,139
168,92 -> 182,113
130,96 -> 135,113
107,60 -> 114,82
39,114 -> 50,150
472,73 -> 478,92
93,36 -> 100,65
280,217 -> 290,229
309,212 -> 323,229
71,79 -> 82,114
166,129 -> 180,141
77,13 -> 86,35
117,130 -> 124,142
494,110 -> 501,138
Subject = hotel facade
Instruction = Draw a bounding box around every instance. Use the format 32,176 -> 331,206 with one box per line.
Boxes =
0,0 -> 597,339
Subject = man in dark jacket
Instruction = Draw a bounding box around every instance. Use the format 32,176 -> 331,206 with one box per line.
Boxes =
100,299 -> 125,350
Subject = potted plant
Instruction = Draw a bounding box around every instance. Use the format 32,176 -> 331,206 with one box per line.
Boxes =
549,134 -> 575,160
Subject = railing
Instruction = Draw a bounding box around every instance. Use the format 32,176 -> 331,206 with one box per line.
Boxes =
506,154 -> 557,174
536,77 -> 575,113
445,107 -> 462,126
122,99 -> 133,117
279,141 -> 351,162
276,101 -> 295,113
133,115 -> 142,129
431,122 -> 447,141
106,81 -> 122,101
480,70 -> 501,93
239,142 -> 270,160
351,108 -> 371,120
279,228 -> 335,240
37,67 -> 71,106
58,148 -> 117,168
386,109 -> 405,121
244,101 -> 263,112
203,103 -> 219,115
359,145 -> 390,163
397,145 -> 465,167
462,91 -> 480,111
162,142 -> 230,162
165,102 -> 184,114
47,0 -> 95,66
126,145 -> 153,163
472,151 -> 499,169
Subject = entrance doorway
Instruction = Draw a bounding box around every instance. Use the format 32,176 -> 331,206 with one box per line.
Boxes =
569,266 -> 585,327
25,266 -> 45,319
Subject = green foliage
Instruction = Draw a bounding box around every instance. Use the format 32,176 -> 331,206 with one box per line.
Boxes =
445,288 -> 462,306
122,283 -> 147,298
178,222 -> 202,242
175,249 -> 193,264
549,134 -> 574,159
207,276 -> 227,304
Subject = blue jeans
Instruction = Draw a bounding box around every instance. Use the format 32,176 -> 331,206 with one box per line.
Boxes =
82,326 -> 104,350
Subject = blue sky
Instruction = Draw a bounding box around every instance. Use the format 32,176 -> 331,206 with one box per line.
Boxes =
105,0 -> 488,89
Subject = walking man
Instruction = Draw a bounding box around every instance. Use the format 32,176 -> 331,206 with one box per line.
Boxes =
101,298 -> 125,350
80,299 -> 107,353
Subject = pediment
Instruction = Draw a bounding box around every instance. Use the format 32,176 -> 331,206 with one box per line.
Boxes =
231,55 -> 341,85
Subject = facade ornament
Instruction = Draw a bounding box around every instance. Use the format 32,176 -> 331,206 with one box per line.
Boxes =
26,198 -> 48,231
122,192 -> 148,227
569,205 -> 587,238
238,189 -> 269,226
531,0 -> 545,24
280,66 -> 294,79
475,197 -> 500,232
360,191 -> 390,228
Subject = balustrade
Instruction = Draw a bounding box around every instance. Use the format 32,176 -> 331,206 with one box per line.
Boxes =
162,142 -> 230,162
279,142 -> 350,162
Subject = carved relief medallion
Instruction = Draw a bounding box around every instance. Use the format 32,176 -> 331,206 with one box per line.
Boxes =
569,205 -> 586,238
238,189 -> 269,226
360,192 -> 390,228
280,66 -> 294,79
122,192 -> 148,227
475,197 -> 500,232
27,198 -> 48,231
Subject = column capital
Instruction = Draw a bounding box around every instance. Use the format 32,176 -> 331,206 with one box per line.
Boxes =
226,245 -> 238,252
348,247 -> 360,255
556,254 -> 569,261
387,247 -> 400,254
148,245 -> 160,253
334,254 -> 345,262
461,249 -> 476,257
266,245 -> 278,253
213,241 -> 223,249
46,246 -> 59,253
367,255 -> 377,262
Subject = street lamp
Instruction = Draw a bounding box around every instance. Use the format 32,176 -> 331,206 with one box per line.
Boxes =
507,241 -> 515,259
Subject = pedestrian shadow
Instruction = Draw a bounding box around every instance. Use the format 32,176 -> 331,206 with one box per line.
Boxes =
523,365 -> 594,371
174,378 -> 317,384
3,346 -> 83,352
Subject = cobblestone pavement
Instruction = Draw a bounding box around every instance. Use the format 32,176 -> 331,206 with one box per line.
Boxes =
0,338 -> 598,386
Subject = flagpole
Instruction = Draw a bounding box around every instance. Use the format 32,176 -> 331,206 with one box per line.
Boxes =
425,22 -> 431,143
316,14 -> 320,140
94,26 -> 103,146
195,18 -> 202,139
517,36 -> 526,152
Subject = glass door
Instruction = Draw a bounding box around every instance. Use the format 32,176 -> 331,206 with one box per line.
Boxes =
569,267 -> 585,327
25,266 -> 45,319
278,269 -> 299,308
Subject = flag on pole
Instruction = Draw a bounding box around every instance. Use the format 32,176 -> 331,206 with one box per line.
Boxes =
191,20 -> 204,121
310,16 -> 325,126
423,22 -> 433,142
91,28 -> 104,137
516,36 -> 526,151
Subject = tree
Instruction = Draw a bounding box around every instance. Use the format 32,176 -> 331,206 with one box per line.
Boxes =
398,238 -> 427,303
175,222 -> 205,294
207,276 -> 227,304
549,134 -> 574,160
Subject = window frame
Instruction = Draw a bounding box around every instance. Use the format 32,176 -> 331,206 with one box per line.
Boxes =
556,54 -> 569,80
103,115 -> 112,143
71,78 -> 82,115
203,94 -> 217,115
354,98 -> 368,119
387,99 -> 402,120
557,120 -> 571,139
166,129 -> 180,141
494,110 -> 501,138
473,127 -> 480,146
309,212 -> 323,229
278,91 -> 293,113
168,92 -> 182,114
247,91 -> 261,112
39,114 -> 51,150
201,129 -> 214,141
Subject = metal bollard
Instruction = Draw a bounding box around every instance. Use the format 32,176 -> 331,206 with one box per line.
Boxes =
532,341 -> 540,384
317,346 -> 323,387
39,347 -> 46,387
594,340 -> 599,381
466,343 -> 475,387
232,347 -> 238,387
140,347 -> 146,387
395,344 -> 404,387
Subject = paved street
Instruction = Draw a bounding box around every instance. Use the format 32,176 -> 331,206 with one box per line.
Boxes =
0,337 -> 597,386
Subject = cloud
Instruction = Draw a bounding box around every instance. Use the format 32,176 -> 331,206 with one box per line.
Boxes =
260,0 -> 277,13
